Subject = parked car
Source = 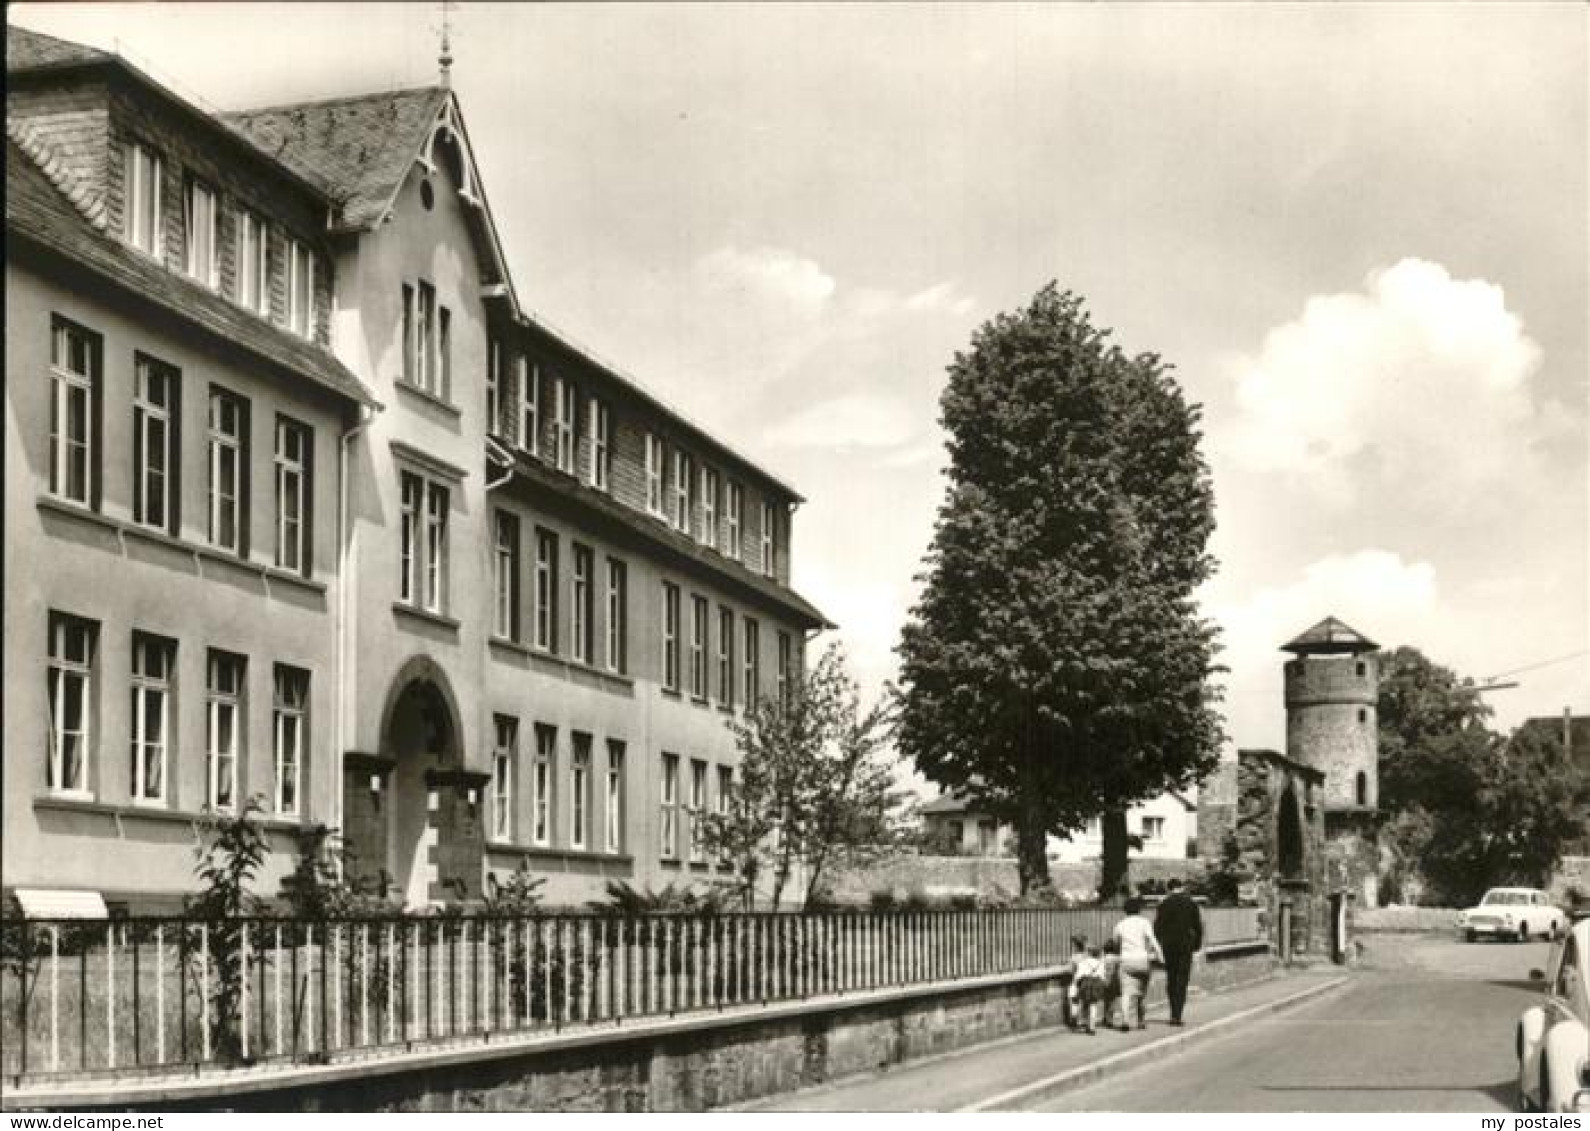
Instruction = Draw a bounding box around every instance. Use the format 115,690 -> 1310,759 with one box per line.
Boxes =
1460,888 -> 1566,943
1517,917 -> 1590,1111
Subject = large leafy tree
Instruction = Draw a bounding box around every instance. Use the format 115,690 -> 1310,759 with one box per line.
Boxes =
702,645 -> 900,909
1376,646 -> 1588,903
896,283 -> 1223,897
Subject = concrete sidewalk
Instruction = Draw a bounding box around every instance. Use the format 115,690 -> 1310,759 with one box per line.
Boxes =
738,969 -> 1350,1112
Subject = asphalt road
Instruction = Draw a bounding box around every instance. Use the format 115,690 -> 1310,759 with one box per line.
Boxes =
1022,933 -> 1553,1112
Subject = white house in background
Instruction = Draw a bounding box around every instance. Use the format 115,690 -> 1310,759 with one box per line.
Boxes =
918,790 -> 1199,861
1047,791 -> 1200,863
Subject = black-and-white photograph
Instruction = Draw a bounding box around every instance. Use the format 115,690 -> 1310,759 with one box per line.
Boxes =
2,1 -> 1585,1116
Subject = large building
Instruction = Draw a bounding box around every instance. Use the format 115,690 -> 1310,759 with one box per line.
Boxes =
3,25 -> 828,913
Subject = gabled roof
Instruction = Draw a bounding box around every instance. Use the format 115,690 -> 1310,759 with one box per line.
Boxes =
6,25 -> 111,72
1281,616 -> 1378,656
8,136 -> 377,410
919,793 -> 973,816
220,88 -> 449,233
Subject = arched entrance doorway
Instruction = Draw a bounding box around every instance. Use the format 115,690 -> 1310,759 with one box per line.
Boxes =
344,659 -> 487,908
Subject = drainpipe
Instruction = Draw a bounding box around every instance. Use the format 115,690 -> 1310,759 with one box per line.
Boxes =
334,404 -> 377,840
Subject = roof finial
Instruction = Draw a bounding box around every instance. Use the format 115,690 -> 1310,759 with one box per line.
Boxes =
438,0 -> 458,88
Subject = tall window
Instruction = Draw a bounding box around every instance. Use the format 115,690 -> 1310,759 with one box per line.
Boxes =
760,501 -> 778,577
644,435 -> 666,517
519,358 -> 540,454
689,596 -> 709,699
47,613 -> 96,795
670,449 -> 692,533
571,733 -> 592,849
533,724 -> 555,845
122,141 -> 162,257
287,239 -> 315,337
587,399 -> 611,490
274,417 -> 311,575
605,740 -> 625,853
208,387 -> 247,554
492,715 -> 517,841
660,752 -> 679,860
716,766 -> 733,823
486,339 -> 503,439
236,210 -> 269,315
605,558 -> 628,674
553,377 -> 577,473
689,759 -> 707,863
132,355 -> 177,533
493,510 -> 520,640
717,606 -> 735,706
700,468 -> 719,547
776,632 -> 793,704
49,318 -> 98,507
404,281 -> 448,398
661,582 -> 680,692
743,617 -> 761,707
572,544 -> 594,664
130,633 -> 172,804
272,665 -> 307,816
400,472 -> 421,605
206,650 -> 244,813
424,481 -> 448,612
535,528 -> 559,651
725,482 -> 743,560
184,177 -> 219,287
398,471 -> 447,612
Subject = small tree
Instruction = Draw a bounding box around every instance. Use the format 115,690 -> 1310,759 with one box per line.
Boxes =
187,796 -> 269,1063
702,644 -> 901,910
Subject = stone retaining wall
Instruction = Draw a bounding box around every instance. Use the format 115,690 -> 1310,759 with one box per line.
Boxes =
39,948 -> 1276,1112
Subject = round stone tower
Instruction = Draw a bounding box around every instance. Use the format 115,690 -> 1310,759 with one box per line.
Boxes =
1282,616 -> 1381,907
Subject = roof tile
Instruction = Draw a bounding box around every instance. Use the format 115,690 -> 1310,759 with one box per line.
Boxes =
221,88 -> 448,231
8,137 -> 377,409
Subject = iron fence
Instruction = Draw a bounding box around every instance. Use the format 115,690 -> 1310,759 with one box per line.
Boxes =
1,905 -> 1262,1084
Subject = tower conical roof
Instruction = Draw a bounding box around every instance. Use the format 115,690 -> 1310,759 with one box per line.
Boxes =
1281,616 -> 1378,656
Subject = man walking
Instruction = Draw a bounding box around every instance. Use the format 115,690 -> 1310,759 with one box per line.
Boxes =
1155,879 -> 1203,1026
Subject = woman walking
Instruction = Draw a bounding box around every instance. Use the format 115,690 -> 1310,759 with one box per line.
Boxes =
1112,896 -> 1164,1030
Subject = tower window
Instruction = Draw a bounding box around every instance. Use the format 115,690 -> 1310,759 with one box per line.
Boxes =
1355,771 -> 1368,806
1355,661 -> 1366,677
1358,708 -> 1367,724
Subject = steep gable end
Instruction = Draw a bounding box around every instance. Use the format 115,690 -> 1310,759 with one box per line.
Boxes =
6,25 -> 111,72
6,114 -> 107,230
221,87 -> 449,232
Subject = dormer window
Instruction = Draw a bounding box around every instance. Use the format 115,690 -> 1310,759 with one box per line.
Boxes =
184,177 -> 219,287
286,239 -> 315,337
670,450 -> 692,534
123,141 -> 163,258
236,211 -> 270,316
519,358 -> 540,454
553,377 -> 577,473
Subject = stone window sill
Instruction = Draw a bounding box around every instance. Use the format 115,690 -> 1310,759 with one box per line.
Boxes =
38,496 -> 327,594
486,842 -> 634,865
34,793 -> 303,831
395,379 -> 462,420
393,601 -> 462,634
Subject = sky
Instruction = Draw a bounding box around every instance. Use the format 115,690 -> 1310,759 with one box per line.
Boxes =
13,2 -> 1587,765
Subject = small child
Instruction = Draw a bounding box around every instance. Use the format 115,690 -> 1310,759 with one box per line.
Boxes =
1066,934 -> 1090,1029
1098,938 -> 1124,1031
1072,942 -> 1109,1035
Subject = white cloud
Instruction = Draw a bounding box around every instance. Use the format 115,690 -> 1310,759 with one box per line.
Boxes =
696,245 -> 837,316
1209,550 -> 1442,748
1224,258 -> 1546,513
